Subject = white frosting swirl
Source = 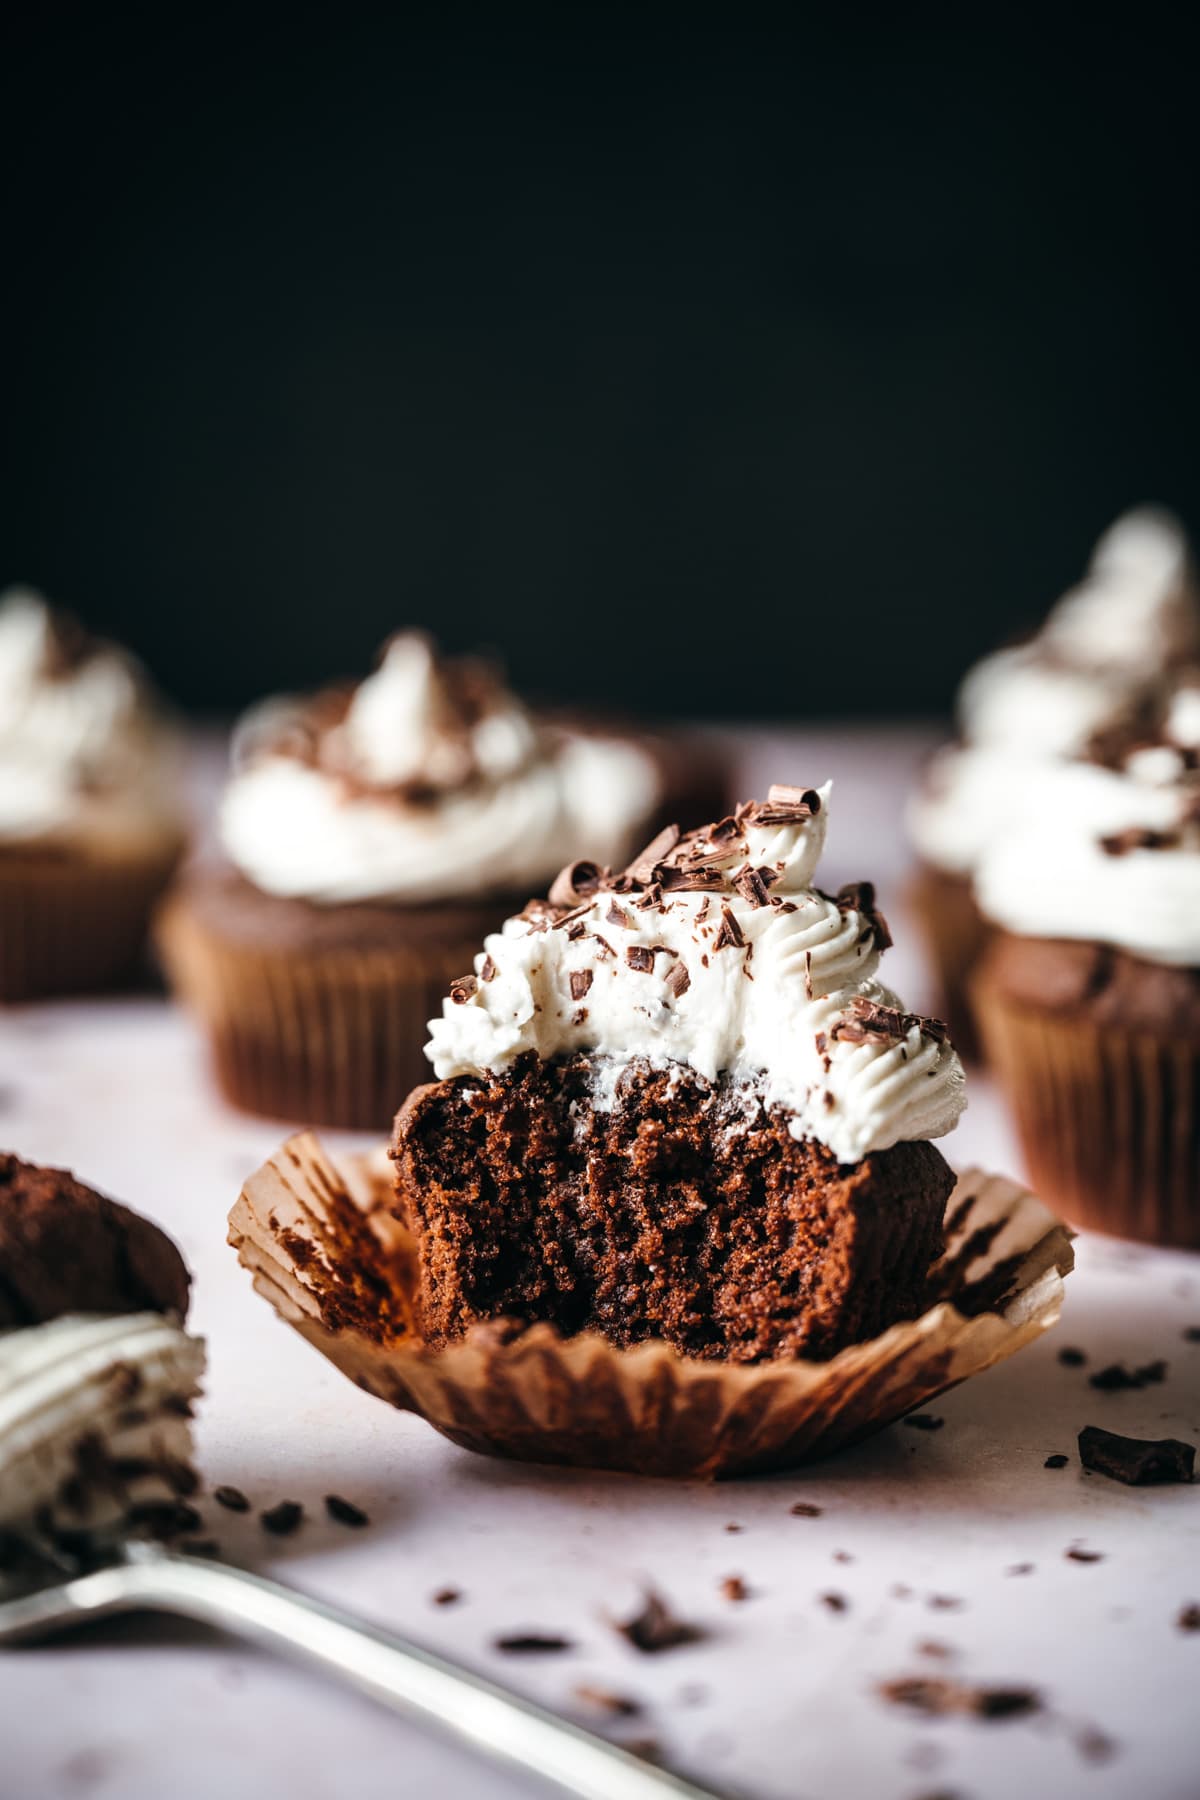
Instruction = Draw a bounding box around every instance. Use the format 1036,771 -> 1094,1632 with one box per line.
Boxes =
974,753 -> 1200,966
0,588 -> 182,850
428,784 -> 966,1164
221,633 -> 662,905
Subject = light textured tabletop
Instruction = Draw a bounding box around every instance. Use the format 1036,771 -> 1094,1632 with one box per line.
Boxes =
3,728 -> 1199,1800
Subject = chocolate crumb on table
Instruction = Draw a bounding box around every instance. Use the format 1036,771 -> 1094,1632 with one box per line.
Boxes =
1066,1546 -> 1104,1564
790,1501 -> 823,1517
324,1493 -> 370,1527
574,1685 -> 641,1717
1088,1360 -> 1167,1391
260,1500 -> 303,1536
879,1677 -> 1042,1721
724,1522 -> 743,1533
1078,1426 -> 1196,1485
1006,1564 -> 1035,1577
432,1587 -> 462,1607
1044,1453 -> 1070,1469
927,1595 -> 964,1611
493,1633 -> 574,1655
1076,1726 -> 1120,1765
904,1414 -> 945,1431
615,1590 -> 706,1654
213,1484 -> 251,1513
1058,1346 -> 1088,1366
720,1576 -> 749,1602
820,1592 -> 849,1614
1177,1604 -> 1200,1631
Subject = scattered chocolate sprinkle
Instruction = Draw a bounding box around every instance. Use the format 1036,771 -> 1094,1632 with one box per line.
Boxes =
494,1634 -> 573,1655
625,945 -> 655,974
790,1501 -> 822,1517
904,1414 -> 944,1432
1058,1346 -> 1087,1366
1177,1604 -> 1200,1631
821,1592 -> 849,1614
433,1588 -> 462,1606
834,880 -> 893,951
1088,1360 -> 1167,1391
569,969 -> 594,1001
1078,1426 -> 1195,1485
832,996 -> 949,1046
574,1684 -> 641,1717
213,1485 -> 250,1513
607,901 -> 631,928
712,906 -> 745,951
733,866 -> 773,908
260,1500 -> 303,1537
325,1493 -> 369,1528
449,975 -> 478,1006
572,1007 -> 588,1025
879,1677 -> 1041,1721
927,1595 -> 964,1611
917,1640 -> 954,1660
724,1522 -> 742,1533
1065,1547 -> 1104,1564
1044,1454 -> 1070,1469
666,961 -> 691,999
720,1575 -> 749,1602
1099,826 -> 1180,856
615,1590 -> 706,1654
480,954 -> 497,983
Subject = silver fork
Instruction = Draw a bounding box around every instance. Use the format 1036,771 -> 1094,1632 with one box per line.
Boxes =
0,1541 -> 719,1800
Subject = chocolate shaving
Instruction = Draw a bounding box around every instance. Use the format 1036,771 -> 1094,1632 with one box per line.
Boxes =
1099,827 -> 1181,857
574,1685 -> 641,1717
1088,1360 -> 1166,1391
325,1493 -> 369,1527
834,880 -> 893,951
1078,1426 -> 1195,1486
433,1587 -> 461,1606
480,954 -> 497,983
720,1575 -> 749,1602
666,961 -> 691,998
1058,1345 -> 1087,1366
879,1677 -> 1041,1721
1066,1547 -> 1104,1563
1044,1454 -> 1070,1469
569,970 -> 594,1001
733,867 -> 773,908
831,996 -> 949,1046
712,906 -> 745,951
449,975 -> 478,1006
626,945 -> 655,973
260,1500 -> 303,1537
549,859 -> 605,907
607,901 -> 632,928
213,1485 -> 250,1513
790,1501 -> 822,1517
821,1592 -> 849,1614
615,1589 -> 706,1654
494,1633 -> 574,1654
626,824 -> 681,883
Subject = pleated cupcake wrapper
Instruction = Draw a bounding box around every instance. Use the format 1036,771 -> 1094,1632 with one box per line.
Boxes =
906,862 -> 991,1060
0,842 -> 181,1004
230,1133 -> 1074,1478
972,979 -> 1200,1249
158,896 -> 474,1130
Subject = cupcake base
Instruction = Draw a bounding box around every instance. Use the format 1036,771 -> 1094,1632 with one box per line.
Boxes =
972,932 -> 1200,1247
230,1133 -> 1072,1479
906,861 -> 989,1060
0,837 -> 182,1004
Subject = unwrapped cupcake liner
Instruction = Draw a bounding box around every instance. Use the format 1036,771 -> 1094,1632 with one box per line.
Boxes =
0,841 -> 182,1003
906,861 -> 991,1060
230,1133 -> 1074,1478
158,895 -> 474,1130
972,979 -> 1200,1248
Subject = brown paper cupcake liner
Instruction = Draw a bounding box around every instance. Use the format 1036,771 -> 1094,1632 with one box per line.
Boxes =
158,894 -> 474,1130
230,1133 -> 1074,1478
0,840 -> 182,1003
971,976 -> 1200,1248
906,861 -> 991,1061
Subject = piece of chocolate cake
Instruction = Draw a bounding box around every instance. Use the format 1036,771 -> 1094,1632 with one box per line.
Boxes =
0,1154 -> 204,1552
392,786 -> 965,1363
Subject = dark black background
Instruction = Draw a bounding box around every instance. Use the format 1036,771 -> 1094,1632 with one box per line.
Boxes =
3,12 -> 1197,718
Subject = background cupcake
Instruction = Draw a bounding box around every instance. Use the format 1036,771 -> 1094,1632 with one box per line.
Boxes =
160,631 -> 722,1130
907,508 -> 1199,1054
970,674 -> 1200,1246
0,589 -> 186,1002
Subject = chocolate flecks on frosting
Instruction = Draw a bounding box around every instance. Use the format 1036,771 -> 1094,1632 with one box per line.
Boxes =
831,997 -> 950,1047
626,945 -> 656,973
549,859 -> 606,908
569,970 -> 594,1000
480,954 -> 497,983
1098,826 -> 1182,857
666,961 -> 691,998
449,976 -> 479,1005
712,906 -> 745,951
833,880 -> 893,952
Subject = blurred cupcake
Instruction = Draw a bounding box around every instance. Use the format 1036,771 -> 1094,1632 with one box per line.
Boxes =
971,675 -> 1200,1246
0,589 -> 186,1002
160,631 -> 710,1129
907,507 -> 1199,1054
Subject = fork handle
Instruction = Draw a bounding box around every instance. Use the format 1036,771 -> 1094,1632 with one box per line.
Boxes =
5,1550 -> 718,1800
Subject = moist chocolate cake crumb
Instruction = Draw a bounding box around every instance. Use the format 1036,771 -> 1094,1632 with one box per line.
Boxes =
720,1576 -> 749,1602
213,1485 -> 251,1513
1089,1360 -> 1167,1391
1044,1454 -> 1070,1469
574,1684 -> 642,1717
904,1414 -> 944,1431
1177,1604 -> 1200,1631
615,1589 -> 706,1654
879,1677 -> 1041,1721
1058,1346 -> 1088,1366
324,1493 -> 370,1528
790,1501 -> 823,1517
494,1633 -> 574,1654
392,1054 -> 952,1363
820,1592 -> 848,1614
432,1588 -> 462,1606
1078,1426 -> 1195,1485
260,1501 -> 304,1537
1066,1547 -> 1104,1563
0,1154 -> 190,1327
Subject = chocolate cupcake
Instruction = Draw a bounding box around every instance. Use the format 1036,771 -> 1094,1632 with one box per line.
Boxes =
0,589 -> 187,1002
160,632 -> 710,1129
0,1153 -> 204,1552
231,786 -> 1073,1477
972,676 -> 1200,1246
907,508 -> 1199,1056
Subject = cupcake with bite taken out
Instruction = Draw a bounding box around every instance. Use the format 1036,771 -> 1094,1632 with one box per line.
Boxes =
161,631 -> 719,1130
907,508 -> 1200,1055
0,589 -> 186,1002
